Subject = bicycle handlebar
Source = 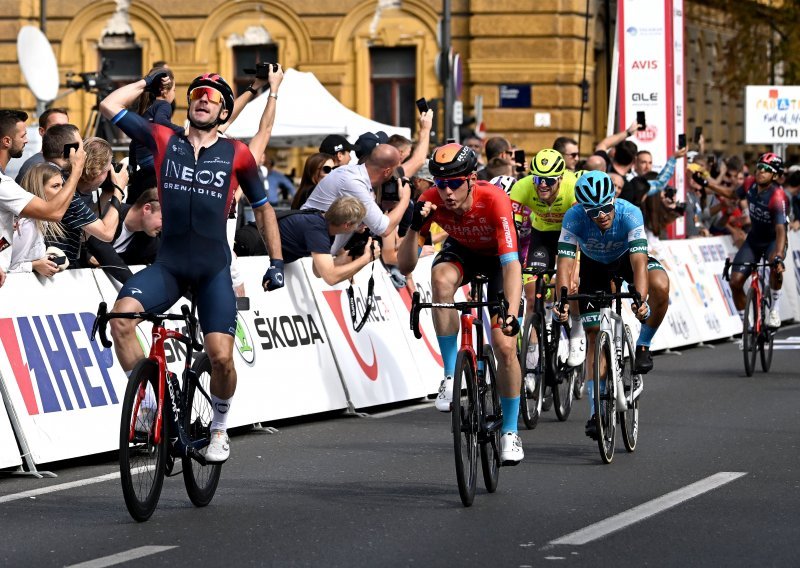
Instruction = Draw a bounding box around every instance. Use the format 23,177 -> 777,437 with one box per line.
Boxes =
722,257 -> 781,282
90,301 -> 204,352
521,266 -> 557,278
410,292 -> 507,339
562,286 -> 643,313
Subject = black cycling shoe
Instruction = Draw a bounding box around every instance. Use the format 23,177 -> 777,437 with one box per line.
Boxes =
585,415 -> 598,440
633,345 -> 653,374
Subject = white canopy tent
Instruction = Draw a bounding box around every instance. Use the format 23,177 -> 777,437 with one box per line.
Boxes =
225,68 -> 411,147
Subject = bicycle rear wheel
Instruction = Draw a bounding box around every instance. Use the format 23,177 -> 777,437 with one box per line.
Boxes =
119,359 -> 167,522
452,350 -> 478,506
479,344 -> 501,494
519,315 -> 543,429
619,325 -> 639,453
742,288 -> 758,377
182,353 -> 222,507
594,332 -> 616,464
759,294 -> 774,372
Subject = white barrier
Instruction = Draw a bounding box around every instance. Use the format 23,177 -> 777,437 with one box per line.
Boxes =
0,234 -> 797,467
0,271 -> 127,464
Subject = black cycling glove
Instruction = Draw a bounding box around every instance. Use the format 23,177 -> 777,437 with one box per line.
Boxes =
263,259 -> 285,291
503,315 -> 520,336
143,70 -> 169,96
410,200 -> 428,232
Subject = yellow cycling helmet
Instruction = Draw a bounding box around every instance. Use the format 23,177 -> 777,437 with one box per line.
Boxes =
530,148 -> 566,178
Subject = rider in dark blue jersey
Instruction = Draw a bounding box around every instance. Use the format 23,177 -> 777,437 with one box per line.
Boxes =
697,152 -> 789,329
99,71 -> 284,463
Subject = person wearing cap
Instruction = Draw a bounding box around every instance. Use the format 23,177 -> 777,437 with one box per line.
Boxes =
319,134 -> 354,167
300,144 -> 411,250
99,70 -> 285,465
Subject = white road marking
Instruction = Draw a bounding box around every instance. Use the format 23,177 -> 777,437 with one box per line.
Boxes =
370,401 -> 434,418
0,466 -> 154,504
66,546 -> 176,568
549,472 -> 747,546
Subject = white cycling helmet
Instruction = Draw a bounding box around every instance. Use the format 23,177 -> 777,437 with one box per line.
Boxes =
489,175 -> 517,196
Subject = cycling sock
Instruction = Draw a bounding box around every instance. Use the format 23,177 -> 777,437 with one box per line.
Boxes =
436,334 -> 459,378
637,324 -> 656,347
569,315 -> 585,339
588,380 -> 606,416
210,395 -> 232,432
500,396 -> 520,434
771,289 -> 781,305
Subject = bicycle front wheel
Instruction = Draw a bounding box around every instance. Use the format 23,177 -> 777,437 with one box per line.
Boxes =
759,294 -> 774,372
742,288 -> 758,377
119,359 -> 167,522
182,353 -> 222,507
619,325 -> 639,453
519,315 -> 543,429
552,328 -> 575,421
452,350 -> 478,507
479,344 -> 501,494
594,332 -> 616,464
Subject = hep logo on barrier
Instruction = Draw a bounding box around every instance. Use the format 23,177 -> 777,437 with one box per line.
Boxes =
0,313 -> 119,415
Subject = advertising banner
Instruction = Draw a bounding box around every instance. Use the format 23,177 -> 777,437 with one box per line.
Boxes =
304,259 -> 431,409
619,0 -> 686,236
745,86 -> 800,144
0,398 -> 22,469
0,271 -> 127,464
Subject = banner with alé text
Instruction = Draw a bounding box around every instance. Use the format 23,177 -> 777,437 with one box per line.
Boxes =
618,0 -> 686,236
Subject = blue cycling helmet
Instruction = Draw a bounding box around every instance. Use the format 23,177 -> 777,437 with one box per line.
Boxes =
574,170 -> 614,207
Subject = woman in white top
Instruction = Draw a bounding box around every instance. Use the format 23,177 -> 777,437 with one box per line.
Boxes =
10,163 -> 67,276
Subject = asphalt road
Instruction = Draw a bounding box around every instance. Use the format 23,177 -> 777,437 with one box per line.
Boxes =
1,327 -> 798,567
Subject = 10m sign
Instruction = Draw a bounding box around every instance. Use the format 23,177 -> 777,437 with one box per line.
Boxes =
769,125 -> 800,138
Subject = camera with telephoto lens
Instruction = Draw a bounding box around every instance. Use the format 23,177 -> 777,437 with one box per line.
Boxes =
244,62 -> 279,79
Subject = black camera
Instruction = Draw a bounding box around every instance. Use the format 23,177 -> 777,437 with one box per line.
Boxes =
244,62 -> 278,80
65,59 -> 114,99
673,201 -> 687,215
379,166 -> 406,204
664,186 -> 677,199
345,230 -> 380,259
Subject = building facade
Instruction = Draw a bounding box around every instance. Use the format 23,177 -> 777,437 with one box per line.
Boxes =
0,1 -> 783,162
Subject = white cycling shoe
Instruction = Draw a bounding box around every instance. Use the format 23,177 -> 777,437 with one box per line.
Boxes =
500,432 -> 524,465
767,309 -> 781,329
435,376 -> 454,412
567,336 -> 586,367
203,429 -> 230,463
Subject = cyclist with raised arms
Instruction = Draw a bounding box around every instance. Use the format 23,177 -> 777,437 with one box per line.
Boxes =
553,171 -> 670,440
509,149 -> 586,367
694,152 -> 788,329
398,143 -> 524,464
99,70 -> 284,463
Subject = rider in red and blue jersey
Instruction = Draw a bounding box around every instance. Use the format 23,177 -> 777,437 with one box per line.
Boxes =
398,143 -> 525,465
99,71 -> 284,463
697,152 -> 789,329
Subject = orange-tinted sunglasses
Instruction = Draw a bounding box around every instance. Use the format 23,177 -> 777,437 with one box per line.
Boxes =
189,87 -> 224,104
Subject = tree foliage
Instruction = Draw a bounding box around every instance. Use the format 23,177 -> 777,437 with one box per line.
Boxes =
703,0 -> 800,96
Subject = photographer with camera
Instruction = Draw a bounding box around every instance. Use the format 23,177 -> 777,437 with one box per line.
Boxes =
278,196 -> 377,285
300,144 -> 411,252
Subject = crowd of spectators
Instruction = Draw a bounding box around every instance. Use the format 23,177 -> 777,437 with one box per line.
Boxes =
1,63 -> 798,296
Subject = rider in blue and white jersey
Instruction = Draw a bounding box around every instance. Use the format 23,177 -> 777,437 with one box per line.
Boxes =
553,171 -> 670,440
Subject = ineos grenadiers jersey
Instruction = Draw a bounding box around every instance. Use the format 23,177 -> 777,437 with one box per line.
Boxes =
735,177 -> 789,245
418,181 -> 519,265
112,110 -> 268,274
557,198 -> 648,264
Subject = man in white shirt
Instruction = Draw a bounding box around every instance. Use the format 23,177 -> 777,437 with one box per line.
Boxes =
300,144 -> 410,252
0,110 -> 85,287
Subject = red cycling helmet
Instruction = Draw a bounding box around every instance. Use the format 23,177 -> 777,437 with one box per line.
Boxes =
757,152 -> 783,174
186,73 -> 235,124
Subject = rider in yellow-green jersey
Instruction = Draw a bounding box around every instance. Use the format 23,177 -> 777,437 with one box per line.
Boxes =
510,148 -> 585,367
